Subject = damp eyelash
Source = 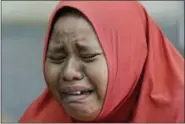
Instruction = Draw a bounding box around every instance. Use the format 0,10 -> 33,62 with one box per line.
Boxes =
81,53 -> 101,62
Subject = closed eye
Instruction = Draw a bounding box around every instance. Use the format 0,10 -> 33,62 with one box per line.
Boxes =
47,55 -> 66,64
81,53 -> 101,62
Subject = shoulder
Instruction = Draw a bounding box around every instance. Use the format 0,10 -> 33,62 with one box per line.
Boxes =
19,88 -> 52,122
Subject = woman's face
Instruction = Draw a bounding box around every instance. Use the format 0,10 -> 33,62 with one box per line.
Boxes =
45,13 -> 108,121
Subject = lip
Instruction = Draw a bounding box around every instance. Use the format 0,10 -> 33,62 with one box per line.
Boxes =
61,93 -> 92,104
59,85 -> 94,104
60,85 -> 93,94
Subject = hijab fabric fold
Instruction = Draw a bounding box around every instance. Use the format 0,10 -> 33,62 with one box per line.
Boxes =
19,1 -> 184,123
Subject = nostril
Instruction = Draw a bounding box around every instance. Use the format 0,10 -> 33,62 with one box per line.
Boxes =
63,72 -> 84,81
63,76 -> 69,81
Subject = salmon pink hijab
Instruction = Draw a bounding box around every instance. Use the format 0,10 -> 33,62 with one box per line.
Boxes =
19,1 -> 184,123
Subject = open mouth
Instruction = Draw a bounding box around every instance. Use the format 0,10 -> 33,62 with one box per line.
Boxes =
62,90 -> 94,95
60,87 -> 94,104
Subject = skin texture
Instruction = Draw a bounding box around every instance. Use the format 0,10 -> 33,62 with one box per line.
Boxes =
44,13 -> 108,121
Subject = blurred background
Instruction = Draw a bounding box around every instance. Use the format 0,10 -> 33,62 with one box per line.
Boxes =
1,1 -> 184,122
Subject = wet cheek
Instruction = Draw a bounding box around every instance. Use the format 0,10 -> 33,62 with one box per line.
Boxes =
45,63 -> 62,88
44,63 -> 63,101
85,60 -> 108,101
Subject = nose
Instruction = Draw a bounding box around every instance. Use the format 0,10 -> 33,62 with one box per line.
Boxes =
62,58 -> 83,81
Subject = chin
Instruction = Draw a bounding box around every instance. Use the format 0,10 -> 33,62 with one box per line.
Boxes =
64,106 -> 100,121
60,93 -> 102,121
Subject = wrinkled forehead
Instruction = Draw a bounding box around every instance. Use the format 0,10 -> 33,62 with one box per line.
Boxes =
50,7 -> 91,39
48,7 -> 85,41
47,1 -> 145,41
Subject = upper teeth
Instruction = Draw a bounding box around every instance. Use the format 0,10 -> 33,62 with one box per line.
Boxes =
62,90 -> 92,95
72,91 -> 81,95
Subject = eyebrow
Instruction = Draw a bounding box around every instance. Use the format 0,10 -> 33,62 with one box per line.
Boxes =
48,43 -> 65,53
76,42 -> 90,51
